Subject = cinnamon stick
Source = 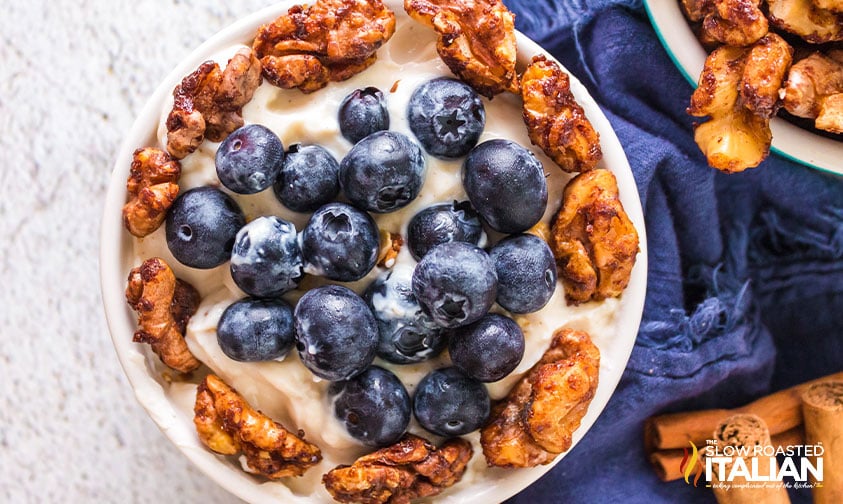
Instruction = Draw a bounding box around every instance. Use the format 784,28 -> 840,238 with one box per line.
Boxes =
648,426 -> 805,482
801,381 -> 843,504
710,414 -> 790,504
644,371 -> 843,453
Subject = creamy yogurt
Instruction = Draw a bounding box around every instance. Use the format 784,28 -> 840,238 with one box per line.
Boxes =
132,11 -> 620,500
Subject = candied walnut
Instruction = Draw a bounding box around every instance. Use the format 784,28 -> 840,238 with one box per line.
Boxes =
481,328 -> 600,468
687,34 -> 792,172
550,169 -> 638,305
194,374 -> 322,478
323,434 -> 472,504
700,0 -> 769,46
377,231 -> 403,268
521,55 -> 602,173
767,0 -> 843,44
782,52 -> 843,133
165,48 -> 262,159
404,0 -> 518,98
126,257 -> 200,373
122,147 -> 181,237
252,0 -> 395,93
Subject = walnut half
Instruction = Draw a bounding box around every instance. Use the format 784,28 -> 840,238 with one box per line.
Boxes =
125,257 -> 200,373
252,0 -> 396,93
122,147 -> 180,238
165,47 -> 262,159
481,328 -> 600,468
194,374 -> 322,479
687,33 -> 792,172
550,169 -> 639,305
322,434 -> 472,504
404,0 -> 518,98
521,55 -> 602,173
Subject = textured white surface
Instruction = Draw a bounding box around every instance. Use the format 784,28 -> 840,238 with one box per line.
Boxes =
0,1 -> 276,501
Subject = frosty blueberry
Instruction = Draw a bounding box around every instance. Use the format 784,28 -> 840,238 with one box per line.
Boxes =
165,186 -> 245,269
230,216 -> 302,298
329,366 -> 411,447
408,78 -> 485,159
490,233 -> 557,313
294,285 -> 378,381
412,242 -> 497,329
217,297 -> 295,362
215,124 -> 284,194
463,139 -> 548,233
339,131 -> 426,213
364,267 -> 446,364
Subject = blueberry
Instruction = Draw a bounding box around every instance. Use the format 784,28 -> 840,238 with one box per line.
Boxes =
463,139 -> 548,233
490,234 -> 557,314
449,314 -> 525,382
294,285 -> 378,381
217,297 -> 295,362
329,366 -> 410,447
215,124 -> 284,194
273,144 -> 340,213
412,242 -> 497,329
230,216 -> 302,297
364,267 -> 446,364
165,186 -> 245,269
339,87 -> 390,144
407,201 -> 484,261
339,131 -> 426,213
300,202 -> 379,282
413,367 -> 490,436
408,77 -> 485,159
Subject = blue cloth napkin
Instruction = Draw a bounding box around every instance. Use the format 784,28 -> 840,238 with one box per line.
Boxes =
500,1 -> 843,502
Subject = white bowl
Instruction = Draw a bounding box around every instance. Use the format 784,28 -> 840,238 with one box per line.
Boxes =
100,1 -> 648,502
644,0 -> 843,176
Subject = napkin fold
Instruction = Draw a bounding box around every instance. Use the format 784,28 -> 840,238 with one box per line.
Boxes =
502,1 -> 843,502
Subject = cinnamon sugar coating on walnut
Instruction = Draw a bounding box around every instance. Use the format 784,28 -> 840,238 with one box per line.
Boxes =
194,374 -> 322,479
687,34 -> 792,172
125,257 -> 200,373
481,328 -> 600,468
122,148 -> 181,237
521,55 -> 602,173
323,434 -> 472,504
252,0 -> 395,93
550,169 -> 639,305
404,0 -> 518,98
165,48 -> 262,159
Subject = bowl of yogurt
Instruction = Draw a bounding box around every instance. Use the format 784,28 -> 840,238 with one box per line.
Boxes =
100,1 -> 648,502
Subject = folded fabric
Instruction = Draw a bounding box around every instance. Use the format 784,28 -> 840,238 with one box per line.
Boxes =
501,1 -> 843,502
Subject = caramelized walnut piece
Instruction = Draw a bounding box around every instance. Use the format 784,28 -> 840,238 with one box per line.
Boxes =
252,0 -> 395,93
125,257 -> 200,373
687,34 -> 793,172
767,0 -> 843,44
550,169 -> 638,305
404,0 -> 518,98
521,55 -> 602,173
165,48 -> 262,159
122,148 -> 181,237
782,52 -> 843,133
481,328 -> 600,468
194,374 -> 322,478
323,434 -> 472,504
700,0 -> 769,46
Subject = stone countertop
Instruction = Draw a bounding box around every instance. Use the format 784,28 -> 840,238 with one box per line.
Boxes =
0,1 -> 278,501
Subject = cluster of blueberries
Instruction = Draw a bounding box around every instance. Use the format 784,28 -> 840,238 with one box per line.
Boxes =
163,78 -> 556,447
